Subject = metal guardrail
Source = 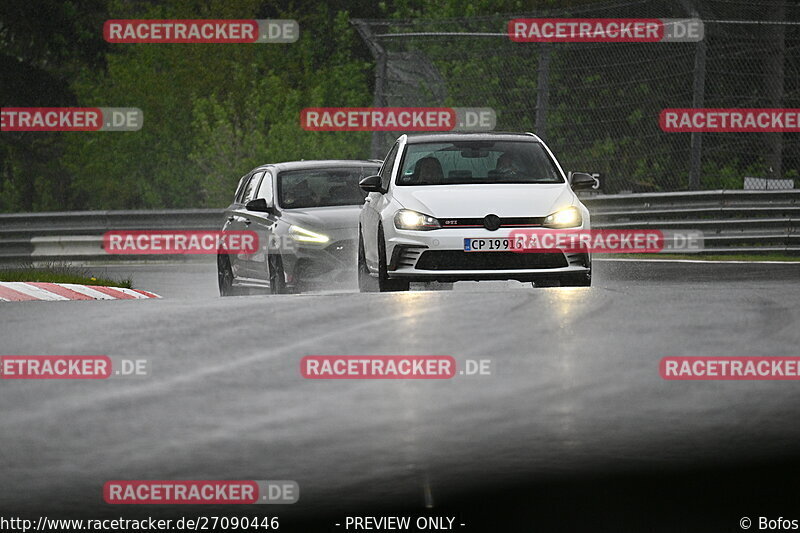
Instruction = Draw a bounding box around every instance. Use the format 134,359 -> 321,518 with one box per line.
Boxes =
0,209 -> 224,263
0,190 -> 797,262
582,190 -> 800,254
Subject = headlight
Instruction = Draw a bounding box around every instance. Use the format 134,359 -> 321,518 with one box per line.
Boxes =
394,209 -> 441,231
290,225 -> 330,243
543,207 -> 582,228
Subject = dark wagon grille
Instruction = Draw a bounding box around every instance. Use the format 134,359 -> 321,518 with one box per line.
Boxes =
415,250 -> 567,270
325,240 -> 356,262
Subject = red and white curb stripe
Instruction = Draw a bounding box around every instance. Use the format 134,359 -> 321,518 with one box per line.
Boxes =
0,282 -> 160,302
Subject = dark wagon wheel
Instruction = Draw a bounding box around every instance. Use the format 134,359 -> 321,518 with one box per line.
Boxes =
217,253 -> 237,296
268,253 -> 288,294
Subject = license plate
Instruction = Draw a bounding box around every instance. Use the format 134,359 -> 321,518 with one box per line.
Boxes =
464,238 -> 523,252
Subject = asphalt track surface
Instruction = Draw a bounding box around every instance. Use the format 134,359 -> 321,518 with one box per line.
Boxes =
1,259 -> 800,532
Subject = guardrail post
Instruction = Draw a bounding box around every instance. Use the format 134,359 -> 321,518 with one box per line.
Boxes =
535,43 -> 551,141
352,20 -> 388,160
766,1 -> 786,181
689,36 -> 707,190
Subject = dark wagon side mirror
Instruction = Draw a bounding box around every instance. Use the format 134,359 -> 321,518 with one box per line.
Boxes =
246,198 -> 277,214
359,175 -> 384,193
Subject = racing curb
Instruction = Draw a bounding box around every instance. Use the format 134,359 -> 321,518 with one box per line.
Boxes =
0,282 -> 161,302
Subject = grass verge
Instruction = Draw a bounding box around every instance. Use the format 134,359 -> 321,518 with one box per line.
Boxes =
0,262 -> 133,288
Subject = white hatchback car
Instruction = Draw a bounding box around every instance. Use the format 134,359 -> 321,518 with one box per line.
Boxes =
357,132 -> 596,291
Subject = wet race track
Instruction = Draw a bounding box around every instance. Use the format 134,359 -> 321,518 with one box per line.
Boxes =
1,259 -> 799,532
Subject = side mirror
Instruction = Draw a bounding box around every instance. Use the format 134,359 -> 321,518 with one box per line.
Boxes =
570,172 -> 597,191
359,175 -> 384,193
245,198 -> 275,213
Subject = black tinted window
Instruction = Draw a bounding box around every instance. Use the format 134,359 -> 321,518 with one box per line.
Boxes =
277,166 -> 379,209
398,141 -> 563,185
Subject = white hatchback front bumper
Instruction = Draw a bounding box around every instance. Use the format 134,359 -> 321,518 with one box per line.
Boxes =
385,227 -> 591,281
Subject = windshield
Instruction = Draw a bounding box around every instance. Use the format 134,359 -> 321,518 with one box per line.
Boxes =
277,167 -> 377,208
397,141 -> 563,186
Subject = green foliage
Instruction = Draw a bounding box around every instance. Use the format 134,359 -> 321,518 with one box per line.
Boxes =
700,160 -> 772,190
0,262 -> 132,287
1,0 -> 795,211
4,0 -> 380,211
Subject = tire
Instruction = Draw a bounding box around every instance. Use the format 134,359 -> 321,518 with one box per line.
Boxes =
358,230 -> 377,293
268,253 -> 288,294
377,227 -> 409,292
217,253 -> 240,296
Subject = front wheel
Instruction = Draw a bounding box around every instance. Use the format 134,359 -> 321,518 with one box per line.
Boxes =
377,228 -> 409,292
358,231 -> 377,293
268,254 -> 289,294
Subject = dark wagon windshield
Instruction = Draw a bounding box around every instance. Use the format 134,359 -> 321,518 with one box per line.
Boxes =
398,141 -> 564,186
277,167 -> 378,208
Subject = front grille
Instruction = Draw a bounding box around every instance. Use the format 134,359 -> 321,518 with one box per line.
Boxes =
392,246 -> 426,270
415,250 -> 567,270
440,216 -> 544,228
325,240 -> 356,262
294,257 -> 333,278
566,252 -> 590,268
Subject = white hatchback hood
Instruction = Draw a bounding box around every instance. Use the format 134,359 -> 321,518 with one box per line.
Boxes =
393,183 -> 576,218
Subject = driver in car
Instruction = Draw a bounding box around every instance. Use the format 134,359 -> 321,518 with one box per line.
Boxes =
415,156 -> 444,184
495,152 -> 523,175
284,179 -> 318,207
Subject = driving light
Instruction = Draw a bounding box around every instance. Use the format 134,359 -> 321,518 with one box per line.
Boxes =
543,207 -> 582,228
290,225 -> 330,243
394,209 -> 441,230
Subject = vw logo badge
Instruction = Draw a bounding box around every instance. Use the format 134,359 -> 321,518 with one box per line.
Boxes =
483,214 -> 501,231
